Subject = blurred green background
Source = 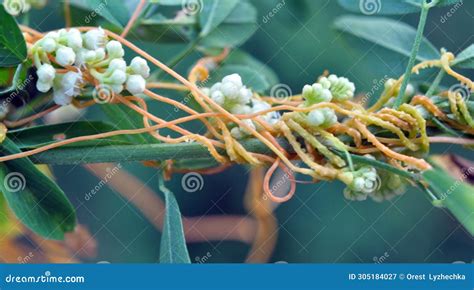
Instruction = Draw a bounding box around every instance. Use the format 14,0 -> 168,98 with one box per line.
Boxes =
26,0 -> 474,263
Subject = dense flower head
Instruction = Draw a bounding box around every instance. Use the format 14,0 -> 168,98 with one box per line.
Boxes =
343,165 -> 379,201
209,74 -> 281,139
30,28 -> 151,105
300,74 -> 355,128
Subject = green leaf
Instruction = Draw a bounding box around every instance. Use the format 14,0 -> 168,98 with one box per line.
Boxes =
0,138 -> 76,239
158,176 -> 191,264
0,6 -> 27,66
337,0 -> 463,15
334,16 -> 440,61
199,0 -> 239,37
199,0 -> 257,48
7,121 -> 130,149
139,13 -> 196,43
423,167 -> 474,235
100,103 -> 158,144
221,49 -> 279,87
453,44 -> 474,69
69,0 -> 130,28
211,64 -> 270,92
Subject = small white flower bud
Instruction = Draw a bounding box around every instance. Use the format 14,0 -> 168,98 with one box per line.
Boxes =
36,80 -> 52,93
109,58 -> 127,72
106,40 -> 124,58
109,70 -> 127,84
55,46 -> 76,66
62,71 -> 82,97
129,57 -> 150,78
307,109 -> 325,126
41,37 -> 57,53
126,75 -> 146,95
111,84 -> 124,94
66,29 -> 83,51
37,63 -> 56,83
211,90 -> 225,105
83,28 -> 107,50
221,82 -> 239,100
222,73 -> 243,87
94,48 -> 106,61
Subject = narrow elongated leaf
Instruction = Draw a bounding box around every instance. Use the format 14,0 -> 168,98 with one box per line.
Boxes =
100,104 -> 158,144
8,121 -> 130,149
199,0 -> 239,37
158,176 -> 190,264
453,44 -> 474,69
200,0 -> 257,48
334,16 -> 440,61
423,168 -> 474,235
69,0 -> 129,28
0,6 -> 27,66
338,0 -> 463,15
0,138 -> 76,239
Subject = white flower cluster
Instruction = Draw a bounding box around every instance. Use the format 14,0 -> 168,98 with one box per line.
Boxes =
343,165 -> 379,201
208,74 -> 280,139
3,0 -> 45,16
370,171 -> 406,202
31,28 -> 150,106
301,74 -> 355,129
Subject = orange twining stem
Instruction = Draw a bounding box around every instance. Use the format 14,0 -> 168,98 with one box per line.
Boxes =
353,119 -> 431,170
121,0 -> 147,38
263,158 -> 296,203
144,89 -> 223,139
70,27 -> 300,171
0,112 -> 227,163
4,105 -> 61,128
